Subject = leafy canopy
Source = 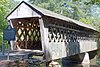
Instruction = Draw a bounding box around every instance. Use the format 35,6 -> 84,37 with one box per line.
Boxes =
29,0 -> 100,31
0,0 -> 18,48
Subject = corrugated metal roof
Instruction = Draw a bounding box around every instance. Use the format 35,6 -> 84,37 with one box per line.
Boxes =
6,1 -> 98,32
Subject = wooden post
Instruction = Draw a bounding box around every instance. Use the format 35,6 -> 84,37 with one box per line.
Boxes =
39,18 -> 49,66
9,20 -> 14,50
82,52 -> 90,64
8,41 -> 10,60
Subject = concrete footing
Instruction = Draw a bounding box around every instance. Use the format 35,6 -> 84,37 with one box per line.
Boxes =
49,61 -> 61,67
82,52 -> 90,64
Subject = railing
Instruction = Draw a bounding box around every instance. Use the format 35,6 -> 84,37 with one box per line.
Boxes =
47,23 -> 98,59
48,24 -> 97,43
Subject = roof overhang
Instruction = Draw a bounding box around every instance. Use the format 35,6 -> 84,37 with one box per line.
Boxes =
6,1 -> 99,33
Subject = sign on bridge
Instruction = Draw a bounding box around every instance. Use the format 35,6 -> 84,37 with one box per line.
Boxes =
3,25 -> 16,60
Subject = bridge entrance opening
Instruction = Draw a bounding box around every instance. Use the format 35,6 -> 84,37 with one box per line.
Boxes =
12,17 -> 42,50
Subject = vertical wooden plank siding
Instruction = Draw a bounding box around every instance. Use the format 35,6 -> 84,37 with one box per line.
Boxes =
39,18 -> 50,61
7,3 -> 41,20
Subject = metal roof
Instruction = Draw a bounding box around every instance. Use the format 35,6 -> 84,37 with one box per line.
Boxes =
6,1 -> 98,32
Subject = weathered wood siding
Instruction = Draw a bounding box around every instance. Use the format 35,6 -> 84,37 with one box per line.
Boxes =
79,40 -> 97,52
7,3 -> 41,20
42,16 -> 98,61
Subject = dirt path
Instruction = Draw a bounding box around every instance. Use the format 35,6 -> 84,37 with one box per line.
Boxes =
0,60 -> 8,67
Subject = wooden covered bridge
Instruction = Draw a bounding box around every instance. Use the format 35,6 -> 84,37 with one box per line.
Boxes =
5,1 -> 99,63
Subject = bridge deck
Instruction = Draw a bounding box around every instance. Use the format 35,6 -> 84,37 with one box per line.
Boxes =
0,50 -> 44,60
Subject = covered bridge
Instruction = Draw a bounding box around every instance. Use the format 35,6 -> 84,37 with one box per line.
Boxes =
6,1 -> 99,62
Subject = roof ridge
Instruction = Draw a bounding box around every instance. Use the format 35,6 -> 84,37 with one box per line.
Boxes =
6,1 -> 98,32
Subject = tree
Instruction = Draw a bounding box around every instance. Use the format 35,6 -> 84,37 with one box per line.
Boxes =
0,0 -> 18,48
0,0 -> 18,32
29,0 -> 100,31
0,0 -> 9,47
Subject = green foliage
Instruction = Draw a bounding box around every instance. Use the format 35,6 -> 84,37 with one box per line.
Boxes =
80,18 -> 92,24
0,32 -> 2,50
0,0 -> 8,32
29,0 -> 100,31
0,0 -> 8,50
0,0 -> 18,32
0,0 -> 18,50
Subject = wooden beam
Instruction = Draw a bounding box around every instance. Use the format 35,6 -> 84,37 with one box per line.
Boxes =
48,24 -> 89,34
39,18 -> 49,61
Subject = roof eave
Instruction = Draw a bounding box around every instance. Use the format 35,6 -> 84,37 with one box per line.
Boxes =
5,1 -> 99,33
5,1 -> 44,20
